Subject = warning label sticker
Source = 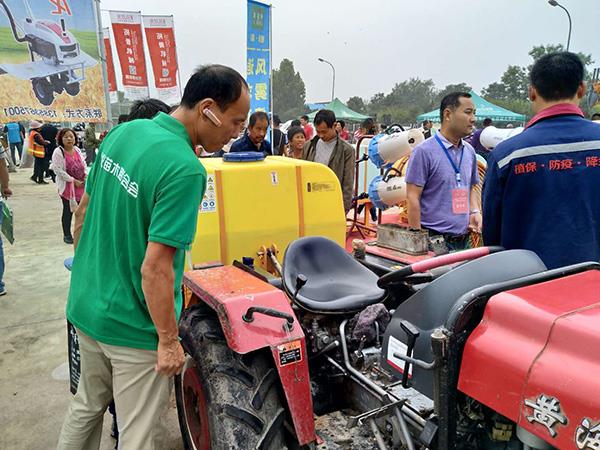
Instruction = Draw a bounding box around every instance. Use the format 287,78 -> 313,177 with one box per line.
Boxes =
277,340 -> 302,367
387,335 -> 412,377
307,182 -> 335,192
200,175 -> 216,213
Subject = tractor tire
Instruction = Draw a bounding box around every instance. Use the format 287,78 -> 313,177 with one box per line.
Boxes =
32,77 -> 54,106
65,82 -> 80,96
50,73 -> 65,94
176,304 -> 286,450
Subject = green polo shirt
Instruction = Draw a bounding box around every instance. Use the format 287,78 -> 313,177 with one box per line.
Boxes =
67,113 -> 206,350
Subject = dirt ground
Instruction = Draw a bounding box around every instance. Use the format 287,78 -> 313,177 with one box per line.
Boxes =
0,169 -> 182,450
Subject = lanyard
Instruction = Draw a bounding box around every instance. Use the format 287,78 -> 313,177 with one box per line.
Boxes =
434,134 -> 464,186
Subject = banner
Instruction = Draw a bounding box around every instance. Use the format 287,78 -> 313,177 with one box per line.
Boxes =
102,28 -> 118,104
109,10 -> 149,101
142,15 -> 180,105
246,1 -> 271,114
0,0 -> 107,123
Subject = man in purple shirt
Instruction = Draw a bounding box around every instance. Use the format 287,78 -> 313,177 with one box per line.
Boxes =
405,92 -> 482,252
467,117 -> 493,160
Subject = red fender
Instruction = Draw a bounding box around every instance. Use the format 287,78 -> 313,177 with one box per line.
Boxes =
458,269 -> 600,448
183,265 -> 316,446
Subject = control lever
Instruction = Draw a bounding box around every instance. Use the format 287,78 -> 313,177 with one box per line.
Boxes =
352,335 -> 367,366
291,274 -> 308,304
400,320 -> 420,388
242,306 -> 295,332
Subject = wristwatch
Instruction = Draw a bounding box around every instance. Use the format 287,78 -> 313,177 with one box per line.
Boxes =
469,209 -> 481,215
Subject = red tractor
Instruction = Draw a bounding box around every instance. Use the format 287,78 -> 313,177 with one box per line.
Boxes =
174,237 -> 600,449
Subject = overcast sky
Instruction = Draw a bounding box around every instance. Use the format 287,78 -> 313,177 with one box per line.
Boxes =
99,0 -> 599,103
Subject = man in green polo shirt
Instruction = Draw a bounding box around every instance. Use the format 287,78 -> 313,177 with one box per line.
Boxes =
57,65 -> 250,449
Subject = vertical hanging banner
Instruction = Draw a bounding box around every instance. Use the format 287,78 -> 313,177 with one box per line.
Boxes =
246,0 -> 271,113
142,15 -> 181,105
109,10 -> 149,100
102,28 -> 118,104
0,0 -> 107,122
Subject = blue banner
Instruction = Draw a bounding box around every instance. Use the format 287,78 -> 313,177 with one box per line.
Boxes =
246,0 -> 271,114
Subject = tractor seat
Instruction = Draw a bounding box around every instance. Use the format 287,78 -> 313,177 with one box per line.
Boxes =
283,237 -> 385,314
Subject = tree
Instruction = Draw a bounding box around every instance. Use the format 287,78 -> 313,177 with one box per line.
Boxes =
528,44 -> 593,68
366,78 -> 436,122
435,83 -> 472,103
481,82 -> 507,100
347,96 -> 366,113
500,65 -> 529,100
482,44 -> 596,119
272,59 -> 306,120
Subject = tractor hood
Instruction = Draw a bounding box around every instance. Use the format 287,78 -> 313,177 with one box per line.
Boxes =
24,20 -> 76,45
458,269 -> 600,449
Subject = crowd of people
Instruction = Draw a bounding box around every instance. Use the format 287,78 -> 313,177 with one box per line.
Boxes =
0,50 -> 598,449
405,52 -> 600,269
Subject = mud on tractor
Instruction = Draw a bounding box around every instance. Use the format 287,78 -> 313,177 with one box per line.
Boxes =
174,156 -> 600,450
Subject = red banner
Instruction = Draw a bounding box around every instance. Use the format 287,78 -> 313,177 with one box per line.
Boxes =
102,28 -> 118,103
142,15 -> 180,104
109,11 -> 149,100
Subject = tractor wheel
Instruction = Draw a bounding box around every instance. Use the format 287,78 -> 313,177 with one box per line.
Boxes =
32,77 -> 54,106
175,304 -> 286,450
65,82 -> 80,96
50,73 -> 66,94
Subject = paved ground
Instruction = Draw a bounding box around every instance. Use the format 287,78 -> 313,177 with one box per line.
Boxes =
0,169 -> 182,450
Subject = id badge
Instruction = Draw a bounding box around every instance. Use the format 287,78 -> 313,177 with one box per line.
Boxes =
451,188 -> 469,214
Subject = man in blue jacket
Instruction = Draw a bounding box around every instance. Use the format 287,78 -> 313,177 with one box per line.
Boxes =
229,110 -> 271,154
483,52 -> 600,269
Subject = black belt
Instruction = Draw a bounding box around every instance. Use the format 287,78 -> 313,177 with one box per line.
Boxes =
424,227 -> 468,243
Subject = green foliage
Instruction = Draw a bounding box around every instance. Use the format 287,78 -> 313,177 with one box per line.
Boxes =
480,44 -> 597,120
528,44 -> 593,68
272,59 -> 306,120
346,96 -> 366,113
435,83 -> 472,103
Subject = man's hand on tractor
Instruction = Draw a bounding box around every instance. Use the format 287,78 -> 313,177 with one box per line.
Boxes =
156,338 -> 185,377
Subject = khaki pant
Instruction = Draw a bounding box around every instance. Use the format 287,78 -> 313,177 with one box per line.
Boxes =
57,330 -> 170,450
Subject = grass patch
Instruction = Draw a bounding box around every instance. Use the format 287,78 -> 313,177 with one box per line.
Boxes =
0,27 -> 100,63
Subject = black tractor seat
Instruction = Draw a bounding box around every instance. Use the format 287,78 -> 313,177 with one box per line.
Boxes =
282,237 -> 386,314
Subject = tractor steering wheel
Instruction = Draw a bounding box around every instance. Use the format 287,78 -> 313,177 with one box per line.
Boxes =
377,246 -> 504,288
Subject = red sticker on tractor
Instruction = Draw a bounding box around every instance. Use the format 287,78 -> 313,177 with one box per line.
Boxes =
277,340 -> 302,366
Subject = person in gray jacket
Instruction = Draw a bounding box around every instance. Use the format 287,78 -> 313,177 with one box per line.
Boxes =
303,109 -> 355,213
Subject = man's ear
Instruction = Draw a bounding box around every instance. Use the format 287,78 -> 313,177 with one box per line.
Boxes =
442,108 -> 450,122
196,98 -> 215,115
528,86 -> 537,102
576,81 -> 586,99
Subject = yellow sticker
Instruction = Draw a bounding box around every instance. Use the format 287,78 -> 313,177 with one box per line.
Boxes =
307,182 -> 335,193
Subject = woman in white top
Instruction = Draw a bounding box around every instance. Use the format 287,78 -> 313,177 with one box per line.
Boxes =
50,128 -> 86,244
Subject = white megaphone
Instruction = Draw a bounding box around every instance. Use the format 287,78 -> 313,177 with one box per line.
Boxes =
480,126 -> 524,150
368,129 -> 425,168
368,167 -> 407,211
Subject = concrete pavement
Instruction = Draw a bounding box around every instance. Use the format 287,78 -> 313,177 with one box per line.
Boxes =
0,169 -> 182,450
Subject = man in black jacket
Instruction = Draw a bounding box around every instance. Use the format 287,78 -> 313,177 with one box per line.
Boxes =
40,122 -> 58,182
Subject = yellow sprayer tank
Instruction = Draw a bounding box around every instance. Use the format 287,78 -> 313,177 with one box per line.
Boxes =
190,156 -> 346,266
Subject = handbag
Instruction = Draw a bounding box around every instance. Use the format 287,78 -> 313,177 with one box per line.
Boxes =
1,201 -> 14,244
69,183 -> 79,213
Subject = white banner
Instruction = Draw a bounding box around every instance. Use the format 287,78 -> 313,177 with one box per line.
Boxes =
109,11 -> 150,101
142,15 -> 181,105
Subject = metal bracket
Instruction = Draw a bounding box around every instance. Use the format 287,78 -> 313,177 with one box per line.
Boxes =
347,400 -> 407,428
